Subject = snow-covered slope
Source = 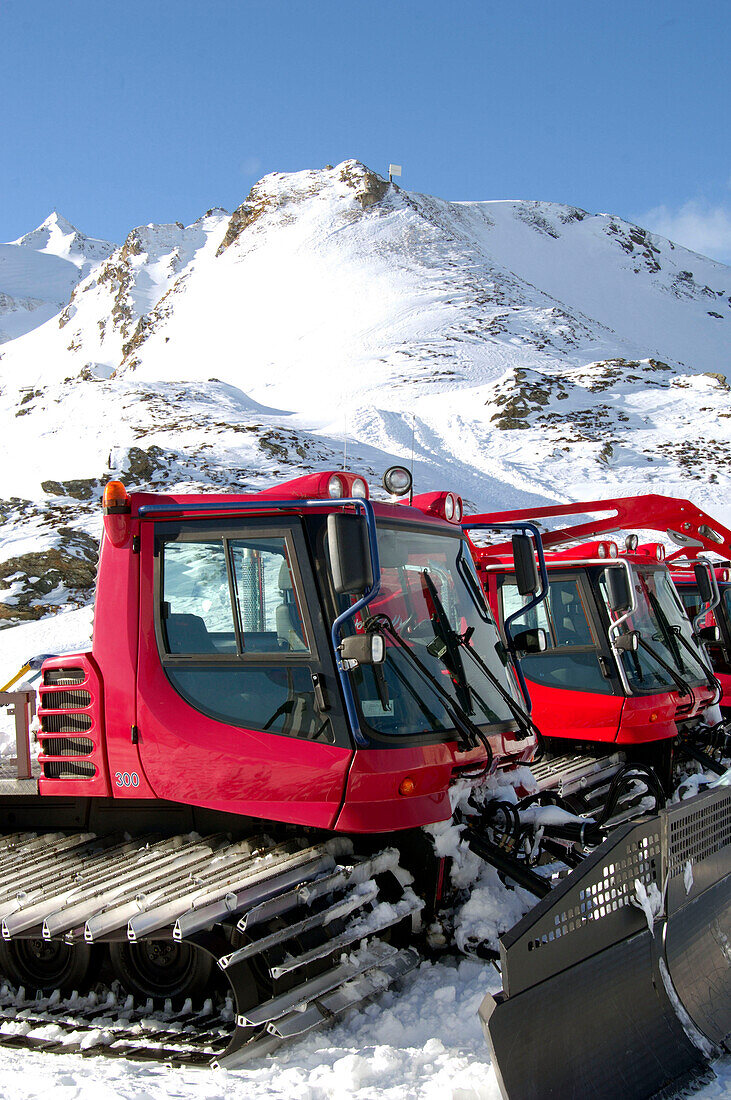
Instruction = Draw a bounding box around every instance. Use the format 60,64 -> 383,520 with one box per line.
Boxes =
0,213 -> 115,345
0,159 -> 728,627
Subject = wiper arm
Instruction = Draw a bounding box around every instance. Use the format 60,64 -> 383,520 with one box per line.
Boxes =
368,613 -> 490,757
670,625 -> 722,702
458,632 -> 543,745
635,635 -> 695,702
420,571 -> 472,715
646,588 -> 684,669
419,570 -> 540,746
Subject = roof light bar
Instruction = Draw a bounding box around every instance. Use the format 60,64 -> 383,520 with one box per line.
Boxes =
410,490 -> 464,524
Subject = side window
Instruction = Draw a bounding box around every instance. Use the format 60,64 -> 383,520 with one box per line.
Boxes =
503,581 -> 552,636
503,578 -> 595,649
163,541 -> 236,654
158,530 -> 332,742
501,575 -> 610,694
229,538 -> 309,653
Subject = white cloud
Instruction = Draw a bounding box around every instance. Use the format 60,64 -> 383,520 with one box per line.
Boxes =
637,200 -> 731,265
240,157 -> 263,177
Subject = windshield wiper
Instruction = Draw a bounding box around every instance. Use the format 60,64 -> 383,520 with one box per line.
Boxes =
635,635 -> 694,702
420,571 -> 472,716
367,612 -> 491,756
419,571 -> 540,746
670,625 -> 722,700
644,584 -> 684,670
457,631 -> 543,745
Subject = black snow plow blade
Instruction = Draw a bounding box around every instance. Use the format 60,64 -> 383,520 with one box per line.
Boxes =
480,784 -> 731,1099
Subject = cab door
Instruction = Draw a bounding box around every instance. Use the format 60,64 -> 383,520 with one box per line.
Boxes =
135,515 -> 353,829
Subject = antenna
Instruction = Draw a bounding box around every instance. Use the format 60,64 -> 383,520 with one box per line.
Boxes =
343,410 -> 348,471
409,412 -> 415,503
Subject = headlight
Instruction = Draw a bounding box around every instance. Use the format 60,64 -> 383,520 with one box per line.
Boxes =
609,543 -> 618,558
328,474 -> 345,499
351,477 -> 368,499
454,497 -> 463,522
625,534 -> 639,551
444,493 -> 455,521
597,543 -> 607,558
383,465 -> 413,497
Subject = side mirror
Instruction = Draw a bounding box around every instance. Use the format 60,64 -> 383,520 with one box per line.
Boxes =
340,633 -> 386,666
327,513 -> 374,595
693,563 -> 714,605
513,627 -> 548,654
512,534 -> 538,596
614,629 -> 639,652
606,567 -> 632,614
698,624 -> 721,644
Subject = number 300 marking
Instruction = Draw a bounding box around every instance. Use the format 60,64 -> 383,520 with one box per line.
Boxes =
114,771 -> 140,788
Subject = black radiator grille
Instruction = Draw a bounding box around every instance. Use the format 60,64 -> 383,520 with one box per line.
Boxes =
43,668 -> 85,686
40,737 -> 94,757
40,713 -> 92,733
42,689 -> 92,709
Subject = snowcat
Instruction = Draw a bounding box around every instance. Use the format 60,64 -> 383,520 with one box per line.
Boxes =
669,558 -> 731,718
0,474 -> 727,1100
466,495 -> 731,804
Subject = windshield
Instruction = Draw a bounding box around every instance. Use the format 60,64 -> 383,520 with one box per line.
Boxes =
599,565 -> 706,693
341,525 -> 522,738
720,585 -> 731,633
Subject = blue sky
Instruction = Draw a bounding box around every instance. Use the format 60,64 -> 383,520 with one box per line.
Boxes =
2,0 -> 730,262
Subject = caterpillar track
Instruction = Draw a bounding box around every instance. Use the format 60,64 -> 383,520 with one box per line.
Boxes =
0,830 -> 422,1067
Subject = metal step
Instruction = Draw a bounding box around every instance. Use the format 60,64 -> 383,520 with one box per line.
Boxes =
532,751 -> 624,799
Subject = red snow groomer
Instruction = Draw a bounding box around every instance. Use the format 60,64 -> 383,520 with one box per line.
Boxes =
0,475 -> 727,1100
466,494 -> 731,806
460,494 -> 731,1097
667,535 -> 731,721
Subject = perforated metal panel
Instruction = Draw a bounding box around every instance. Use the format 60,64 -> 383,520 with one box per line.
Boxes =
526,829 -> 660,955
667,788 -> 731,878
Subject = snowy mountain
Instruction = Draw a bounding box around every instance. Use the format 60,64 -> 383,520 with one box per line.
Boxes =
0,212 -> 115,345
0,159 -> 729,626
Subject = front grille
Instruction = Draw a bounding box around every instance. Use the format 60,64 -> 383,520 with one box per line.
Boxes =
41,689 -> 92,709
40,713 -> 92,733
44,668 -> 85,686
43,761 -> 96,779
40,737 -> 94,757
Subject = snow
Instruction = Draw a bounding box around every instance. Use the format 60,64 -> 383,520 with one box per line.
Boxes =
0,160 -> 729,1096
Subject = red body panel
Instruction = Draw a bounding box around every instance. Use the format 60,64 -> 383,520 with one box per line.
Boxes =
618,694 -> 686,745
518,679 -> 623,744
335,744 -> 454,832
93,513 -> 156,798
